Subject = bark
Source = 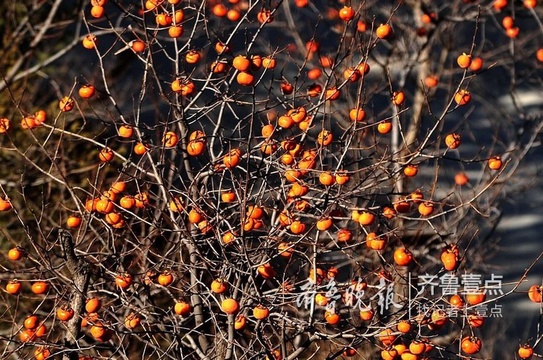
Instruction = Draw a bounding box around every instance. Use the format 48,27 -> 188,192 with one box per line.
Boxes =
59,230 -> 91,360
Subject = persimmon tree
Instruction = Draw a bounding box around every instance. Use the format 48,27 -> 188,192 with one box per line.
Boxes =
1,0 -> 543,359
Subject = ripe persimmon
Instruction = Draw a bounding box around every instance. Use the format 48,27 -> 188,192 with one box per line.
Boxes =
392,91 -> 405,105
174,300 -> 191,316
211,278 -> 228,294
185,50 -> 201,64
57,306 -> 75,321
338,6 -> 355,21
445,133 -> 461,149
382,206 -> 396,219
470,57 -> 484,72
337,228 -> 352,242
465,290 -> 486,305
99,147 -> 114,162
119,195 -> 135,209
528,285 -> 543,302
377,328 -> 397,346
24,315 -> 39,329
115,273 -> 133,289
249,55 -> 262,70
253,305 -> 270,320
381,348 -> 398,360
308,267 -> 326,284
163,131 -> 179,148
468,313 -> 485,328
277,242 -> 294,257
33,323 -> 47,338
343,67 -> 361,82
262,56 -> 276,69
0,117 -> 10,133
134,142 -> 148,155
537,48 -> 543,62
157,271 -> 174,286
85,297 -> 101,313
357,20 -> 367,32
349,107 -> 366,122
118,125 -> 133,138
34,347 -> 50,360
356,62 -> 370,75
335,171 -> 350,185
506,27 -> 520,38
187,140 -> 206,156
519,344 -> 534,359
19,328 -> 36,342
317,129 -> 333,146
314,293 -> 328,306
232,55 -> 251,72
397,320 -> 411,333
418,201 -> 434,216
6,280 -> 21,295
461,336 -> 482,355
316,217 -> 333,231
95,198 -> 114,213
290,220 -> 306,234
90,5 -> 105,18
393,248 -> 413,266
319,172 -> 335,186
260,139 -> 277,155
307,83 -> 322,97
21,115 -> 39,130
307,68 -> 322,80
221,298 -> 240,314
91,0 -> 107,6
409,340 -> 425,355
281,80 -> 293,94
66,215 -> 82,228
367,232 -> 387,250
441,246 -> 459,271
223,152 -> 241,168
90,322 -> 106,339
31,281 -> 49,294
79,84 -> 96,99
131,40 -> 146,53
82,34 -> 97,49
325,87 -> 340,101
457,53 -> 472,68
59,96 -> 75,112
454,89 -> 471,105
8,247 -> 24,261
403,164 -> 418,177
324,311 -> 340,325
124,312 -> 141,329
212,3 -> 227,17
256,9 -> 273,23
376,24 -> 392,39
424,75 -> 439,88
257,263 -> 276,279
488,156 -> 503,170
377,120 -> 392,134
359,308 -> 374,321
168,25 -> 183,38
357,211 -> 375,226
394,199 -> 411,213
227,9 -> 241,21
234,314 -> 246,329
449,294 -> 465,308
278,115 -> 294,129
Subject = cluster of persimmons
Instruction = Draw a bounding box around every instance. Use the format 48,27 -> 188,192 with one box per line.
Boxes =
1,0 -> 543,359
